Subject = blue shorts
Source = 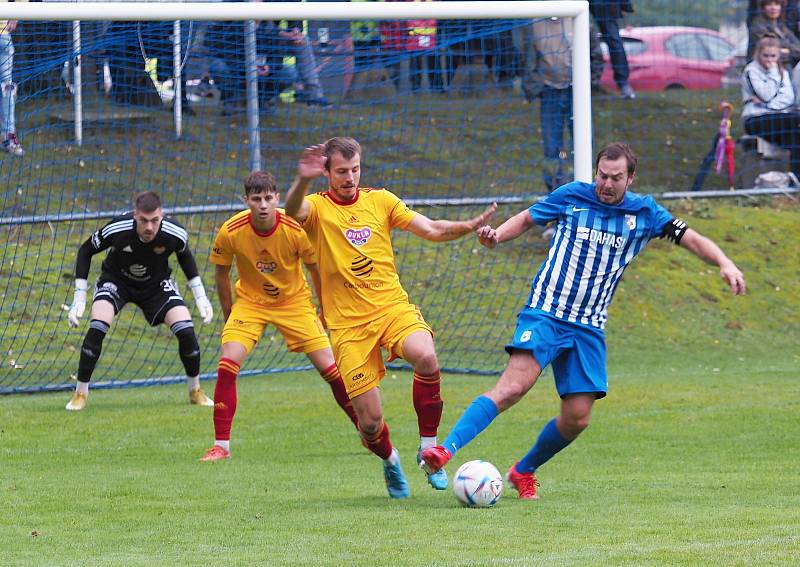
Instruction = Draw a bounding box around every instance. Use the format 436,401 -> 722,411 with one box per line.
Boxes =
505,309 -> 607,399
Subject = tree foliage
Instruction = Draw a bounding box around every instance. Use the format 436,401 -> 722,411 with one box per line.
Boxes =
624,0 -> 746,30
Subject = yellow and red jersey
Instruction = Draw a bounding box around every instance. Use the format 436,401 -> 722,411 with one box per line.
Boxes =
302,188 -> 418,329
210,209 -> 315,306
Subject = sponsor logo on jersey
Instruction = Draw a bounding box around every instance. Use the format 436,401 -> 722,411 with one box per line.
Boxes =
344,280 -> 384,289
256,260 -> 277,274
576,227 -> 624,248
349,371 -> 373,388
91,233 -> 101,248
350,255 -> 373,278
625,214 -> 637,230
153,246 -> 166,255
345,227 -> 372,246
262,282 -> 280,297
129,264 -> 148,278
122,245 -> 133,253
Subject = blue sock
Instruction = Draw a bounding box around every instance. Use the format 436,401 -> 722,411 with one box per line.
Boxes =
517,418 -> 572,473
441,395 -> 499,456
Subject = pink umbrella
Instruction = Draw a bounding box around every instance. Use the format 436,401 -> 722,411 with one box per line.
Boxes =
714,102 -> 735,190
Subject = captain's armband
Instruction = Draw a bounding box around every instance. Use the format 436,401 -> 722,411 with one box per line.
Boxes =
661,218 -> 688,244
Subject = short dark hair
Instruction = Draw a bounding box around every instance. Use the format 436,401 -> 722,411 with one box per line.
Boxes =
133,191 -> 162,213
323,137 -> 361,170
595,142 -> 638,176
760,0 -> 786,9
244,170 -> 278,196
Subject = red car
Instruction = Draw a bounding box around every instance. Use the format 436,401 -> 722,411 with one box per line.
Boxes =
600,26 -> 736,92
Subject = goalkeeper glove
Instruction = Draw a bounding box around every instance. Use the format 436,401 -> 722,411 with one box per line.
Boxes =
68,278 -> 88,327
188,276 -> 214,324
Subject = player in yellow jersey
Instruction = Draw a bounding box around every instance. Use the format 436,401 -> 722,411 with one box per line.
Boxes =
200,171 -> 359,462
285,137 -> 496,498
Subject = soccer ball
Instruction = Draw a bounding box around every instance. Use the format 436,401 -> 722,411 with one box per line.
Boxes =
452,460 -> 504,508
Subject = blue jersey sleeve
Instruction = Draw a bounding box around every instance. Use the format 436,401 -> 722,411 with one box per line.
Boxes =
527,183 -> 581,225
646,198 -> 674,239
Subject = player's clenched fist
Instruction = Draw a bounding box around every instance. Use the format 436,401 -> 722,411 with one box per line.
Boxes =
476,225 -> 499,249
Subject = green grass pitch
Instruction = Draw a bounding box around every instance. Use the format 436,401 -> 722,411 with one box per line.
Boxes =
2,358 -> 798,565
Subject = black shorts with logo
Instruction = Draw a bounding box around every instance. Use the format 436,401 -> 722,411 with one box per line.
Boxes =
93,274 -> 187,326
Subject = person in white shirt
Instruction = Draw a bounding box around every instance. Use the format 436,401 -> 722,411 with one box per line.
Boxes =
742,34 -> 800,176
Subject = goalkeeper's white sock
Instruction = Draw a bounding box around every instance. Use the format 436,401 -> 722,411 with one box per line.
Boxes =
76,382 -> 89,396
186,375 -> 200,392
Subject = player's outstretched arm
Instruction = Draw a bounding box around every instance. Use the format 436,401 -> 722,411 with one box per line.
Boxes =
405,202 -> 497,242
214,264 -> 234,323
477,208 -> 535,249
285,144 -> 326,222
679,229 -> 746,295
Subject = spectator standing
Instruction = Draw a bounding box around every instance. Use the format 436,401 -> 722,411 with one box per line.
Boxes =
142,21 -> 195,115
742,34 -> 800,177
406,1 -> 441,92
380,2 -> 409,91
748,0 -> 800,67
589,0 -> 635,99
350,1 -> 384,71
206,0 -> 330,115
520,16 -> 574,193
1,0 -> 25,156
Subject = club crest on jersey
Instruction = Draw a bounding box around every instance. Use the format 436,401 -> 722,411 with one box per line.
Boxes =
624,215 -> 637,230
153,246 -> 166,255
256,260 -> 277,274
345,227 -> 372,246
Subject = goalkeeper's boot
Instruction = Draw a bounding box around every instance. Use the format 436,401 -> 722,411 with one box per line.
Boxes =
506,462 -> 539,500
417,447 -> 448,490
65,392 -> 87,411
419,445 -> 452,475
382,448 -> 410,499
189,387 -> 214,407
200,445 -> 231,462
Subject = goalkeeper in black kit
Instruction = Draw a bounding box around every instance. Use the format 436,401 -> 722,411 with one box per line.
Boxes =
65,191 -> 215,411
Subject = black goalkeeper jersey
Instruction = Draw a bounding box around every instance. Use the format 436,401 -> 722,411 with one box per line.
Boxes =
75,213 -> 200,288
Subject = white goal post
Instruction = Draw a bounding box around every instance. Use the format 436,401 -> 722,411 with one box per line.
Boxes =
1,0 -> 593,181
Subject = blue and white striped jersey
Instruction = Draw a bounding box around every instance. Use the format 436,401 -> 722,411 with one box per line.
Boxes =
526,181 -> 673,331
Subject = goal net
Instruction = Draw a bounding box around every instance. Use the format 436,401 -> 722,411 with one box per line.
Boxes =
0,1 -> 591,393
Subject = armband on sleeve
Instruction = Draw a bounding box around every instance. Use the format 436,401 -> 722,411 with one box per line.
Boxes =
661,218 -> 688,244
